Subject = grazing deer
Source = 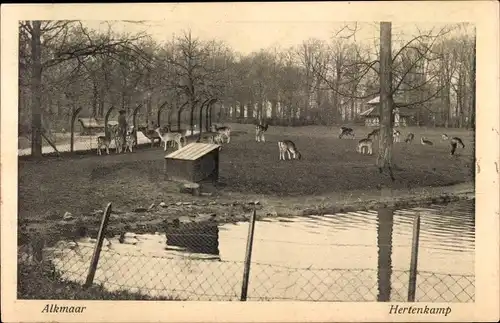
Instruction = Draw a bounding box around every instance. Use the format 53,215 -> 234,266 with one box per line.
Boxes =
393,129 -> 401,143
198,132 -> 217,144
278,140 -> 302,161
356,138 -> 373,155
441,134 -> 449,140
213,133 -> 225,145
211,124 -> 231,143
449,137 -> 465,155
367,128 -> 380,140
155,127 -> 185,151
421,137 -> 434,146
339,126 -> 355,139
255,123 -> 269,142
138,126 -> 161,148
405,133 -> 415,143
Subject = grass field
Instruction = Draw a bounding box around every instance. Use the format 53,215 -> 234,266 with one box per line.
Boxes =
18,123 -> 475,227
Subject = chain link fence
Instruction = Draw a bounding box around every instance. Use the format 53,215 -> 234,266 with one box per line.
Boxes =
17,207 -> 475,302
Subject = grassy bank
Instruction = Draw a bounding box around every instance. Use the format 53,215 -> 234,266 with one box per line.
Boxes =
18,260 -> 178,300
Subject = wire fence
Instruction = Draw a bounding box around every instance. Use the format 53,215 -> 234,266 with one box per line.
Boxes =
17,205 -> 475,302
18,104 -> 227,157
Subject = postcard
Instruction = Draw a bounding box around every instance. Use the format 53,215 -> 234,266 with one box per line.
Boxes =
1,2 -> 499,322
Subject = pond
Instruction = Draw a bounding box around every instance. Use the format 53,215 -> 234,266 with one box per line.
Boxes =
45,199 -> 474,302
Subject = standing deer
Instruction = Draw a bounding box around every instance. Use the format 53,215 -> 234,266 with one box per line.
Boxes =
255,123 -> 269,142
278,140 -> 302,161
211,124 -> 231,143
155,127 -> 185,151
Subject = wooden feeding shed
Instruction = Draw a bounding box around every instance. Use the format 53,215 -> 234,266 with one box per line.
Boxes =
164,142 -> 221,183
359,95 -> 413,127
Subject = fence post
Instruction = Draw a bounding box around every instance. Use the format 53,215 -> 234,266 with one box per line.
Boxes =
407,213 -> 421,302
240,206 -> 257,301
84,202 -> 112,288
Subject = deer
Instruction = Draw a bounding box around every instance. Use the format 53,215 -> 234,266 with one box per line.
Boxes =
96,135 -> 112,155
97,125 -> 120,155
155,127 -> 185,151
405,133 -> 415,143
124,126 -> 136,153
278,140 -> 302,161
367,128 -> 380,140
393,129 -> 401,143
339,126 -> 355,139
211,124 -> 231,143
255,123 -> 269,142
138,126 -> 161,148
421,137 -> 434,146
447,136 -> 466,155
356,138 -> 373,155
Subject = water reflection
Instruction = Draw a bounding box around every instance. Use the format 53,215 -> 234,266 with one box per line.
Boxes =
376,207 -> 394,302
42,200 -> 474,301
165,221 -> 220,256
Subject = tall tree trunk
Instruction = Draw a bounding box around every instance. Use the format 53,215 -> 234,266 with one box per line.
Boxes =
334,57 -> 342,124
376,22 -> 395,181
350,99 -> 355,121
92,80 -> 98,117
331,90 -> 338,125
239,101 -> 245,119
270,99 -> 277,119
30,21 -> 43,158
445,84 -> 451,128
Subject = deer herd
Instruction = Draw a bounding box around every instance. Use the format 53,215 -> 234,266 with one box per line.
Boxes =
342,126 -> 466,156
96,124 -> 136,156
96,119 -> 466,159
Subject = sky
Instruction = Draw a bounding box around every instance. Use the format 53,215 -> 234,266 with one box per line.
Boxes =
84,20 -> 473,56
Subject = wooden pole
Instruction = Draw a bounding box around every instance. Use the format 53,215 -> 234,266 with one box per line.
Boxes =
407,213 -> 421,302
84,202 -> 112,288
240,206 -> 257,301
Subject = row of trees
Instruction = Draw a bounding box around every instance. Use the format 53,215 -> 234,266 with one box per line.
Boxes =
19,21 -> 475,157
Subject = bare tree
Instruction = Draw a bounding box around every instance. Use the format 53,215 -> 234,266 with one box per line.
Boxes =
377,22 -> 395,181
20,20 -> 149,157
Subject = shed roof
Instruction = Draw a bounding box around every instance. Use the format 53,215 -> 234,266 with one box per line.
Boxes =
165,142 -> 220,161
359,106 -> 415,117
366,95 -> 406,105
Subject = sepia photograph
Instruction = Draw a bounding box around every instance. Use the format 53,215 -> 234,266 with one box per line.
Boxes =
1,2 -> 499,323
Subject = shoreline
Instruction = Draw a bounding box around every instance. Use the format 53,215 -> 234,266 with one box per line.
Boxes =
20,181 -> 475,247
